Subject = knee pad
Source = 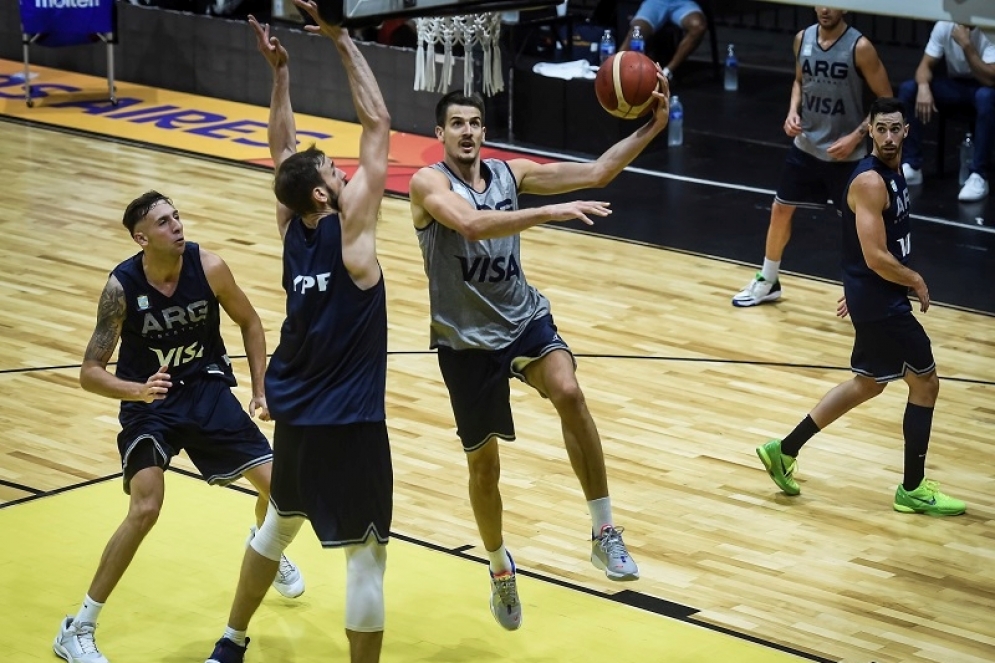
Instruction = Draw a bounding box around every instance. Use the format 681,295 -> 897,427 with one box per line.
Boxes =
344,540 -> 387,632
249,504 -> 304,561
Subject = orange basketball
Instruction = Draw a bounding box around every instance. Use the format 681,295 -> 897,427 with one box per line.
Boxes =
595,51 -> 660,120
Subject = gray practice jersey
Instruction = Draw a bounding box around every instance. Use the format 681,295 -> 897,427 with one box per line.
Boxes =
794,24 -> 866,162
416,159 -> 550,351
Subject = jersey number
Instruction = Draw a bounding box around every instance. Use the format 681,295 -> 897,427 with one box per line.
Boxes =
897,233 -> 911,258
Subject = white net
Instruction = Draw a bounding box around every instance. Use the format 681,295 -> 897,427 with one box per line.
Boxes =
414,13 -> 504,97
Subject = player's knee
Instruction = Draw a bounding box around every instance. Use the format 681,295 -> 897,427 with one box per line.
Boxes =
548,377 -> 586,412
467,449 -> 501,490
127,498 -> 162,533
683,15 -> 707,39
855,376 -> 886,399
250,505 -> 304,561
908,370 -> 939,402
345,540 -> 387,632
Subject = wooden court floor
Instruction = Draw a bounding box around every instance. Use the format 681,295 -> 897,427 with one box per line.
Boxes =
1,120 -> 994,663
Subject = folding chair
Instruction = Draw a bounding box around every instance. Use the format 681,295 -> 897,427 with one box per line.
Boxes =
18,0 -> 118,107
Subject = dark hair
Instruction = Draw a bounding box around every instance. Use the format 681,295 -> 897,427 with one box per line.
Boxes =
868,97 -> 906,123
122,190 -> 171,234
435,90 -> 486,128
274,145 -> 333,215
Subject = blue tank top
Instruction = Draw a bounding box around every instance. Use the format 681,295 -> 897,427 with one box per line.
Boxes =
112,242 -> 235,391
265,215 -> 387,425
841,156 -> 914,322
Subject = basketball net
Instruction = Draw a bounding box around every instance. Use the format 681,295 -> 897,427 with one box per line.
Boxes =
414,13 -> 504,96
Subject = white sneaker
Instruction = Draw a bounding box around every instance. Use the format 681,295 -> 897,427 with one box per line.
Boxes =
731,273 -> 782,307
591,525 -> 639,581
902,163 -> 923,186
247,526 -> 305,598
958,173 -> 989,202
53,617 -> 108,663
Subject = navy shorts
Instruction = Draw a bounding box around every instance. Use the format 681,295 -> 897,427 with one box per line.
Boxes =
270,420 -> 392,548
851,313 -> 935,383
775,145 -> 859,213
437,314 -> 572,452
116,377 -> 272,494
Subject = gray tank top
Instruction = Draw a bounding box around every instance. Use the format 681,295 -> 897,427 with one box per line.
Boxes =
417,159 -> 550,351
794,24 -> 866,162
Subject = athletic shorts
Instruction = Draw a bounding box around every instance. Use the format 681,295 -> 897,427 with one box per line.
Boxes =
270,420 -> 392,548
851,313 -> 935,383
116,377 -> 272,494
775,145 -> 858,213
437,314 -> 572,452
634,0 -> 702,29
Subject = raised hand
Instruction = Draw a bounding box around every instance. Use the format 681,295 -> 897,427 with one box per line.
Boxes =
248,15 -> 289,69
545,201 -> 612,226
292,0 -> 343,38
140,365 -> 172,403
650,66 -> 671,125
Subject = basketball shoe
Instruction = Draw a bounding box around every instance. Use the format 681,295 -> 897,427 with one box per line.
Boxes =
247,526 -> 305,598
489,556 -> 523,630
591,525 -> 639,581
732,273 -> 782,307
756,439 -> 800,495
205,637 -> 249,663
894,479 -> 966,516
53,616 -> 108,663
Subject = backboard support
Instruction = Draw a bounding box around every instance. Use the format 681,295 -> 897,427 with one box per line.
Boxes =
337,0 -> 560,27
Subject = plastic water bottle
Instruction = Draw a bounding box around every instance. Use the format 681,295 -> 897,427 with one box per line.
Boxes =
599,29 -> 616,64
668,95 -> 684,147
630,26 -> 645,53
960,132 -> 974,185
724,44 -> 738,91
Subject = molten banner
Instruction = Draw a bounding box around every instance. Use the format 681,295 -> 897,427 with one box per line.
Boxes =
19,0 -> 113,46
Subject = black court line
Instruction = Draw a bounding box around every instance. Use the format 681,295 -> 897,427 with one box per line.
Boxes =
0,478 -> 43,495
4,355 -> 993,387
0,473 -> 120,510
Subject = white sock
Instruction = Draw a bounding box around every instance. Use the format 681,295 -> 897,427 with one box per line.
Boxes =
223,626 -> 247,647
760,258 -> 781,283
486,544 -> 512,574
75,594 -> 104,625
588,497 -> 613,537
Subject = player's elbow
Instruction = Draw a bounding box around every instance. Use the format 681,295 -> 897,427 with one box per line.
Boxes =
79,364 -> 101,393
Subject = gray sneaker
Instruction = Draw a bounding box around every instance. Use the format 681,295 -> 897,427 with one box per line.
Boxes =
591,526 -> 639,581
732,273 -> 782,307
488,557 -> 523,630
53,617 -> 108,663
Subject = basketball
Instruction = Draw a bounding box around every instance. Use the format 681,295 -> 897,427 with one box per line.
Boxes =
595,52 -> 660,120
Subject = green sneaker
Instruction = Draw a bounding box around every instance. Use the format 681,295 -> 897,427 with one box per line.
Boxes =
893,479 -> 966,516
756,439 -> 800,495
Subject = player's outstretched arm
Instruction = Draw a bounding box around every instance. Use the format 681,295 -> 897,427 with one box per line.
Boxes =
201,249 -> 270,419
410,167 -> 611,240
515,70 -> 669,196
80,276 -> 171,402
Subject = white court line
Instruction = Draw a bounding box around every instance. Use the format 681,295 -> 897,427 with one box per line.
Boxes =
489,141 -> 995,236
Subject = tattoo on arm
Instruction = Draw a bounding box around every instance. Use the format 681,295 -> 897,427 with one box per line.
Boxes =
84,280 -> 126,365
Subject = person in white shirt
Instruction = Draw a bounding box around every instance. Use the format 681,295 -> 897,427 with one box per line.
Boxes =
897,21 -> 995,201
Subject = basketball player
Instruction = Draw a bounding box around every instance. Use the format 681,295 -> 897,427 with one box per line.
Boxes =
756,97 -> 966,516
204,3 -> 391,662
732,6 -> 893,307
408,79 -> 669,630
54,191 -> 303,663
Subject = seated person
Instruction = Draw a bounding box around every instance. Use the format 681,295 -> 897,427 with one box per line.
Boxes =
897,21 -> 995,202
620,0 -> 706,81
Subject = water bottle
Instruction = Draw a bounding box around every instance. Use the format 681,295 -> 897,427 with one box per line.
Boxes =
960,132 -> 974,185
630,26 -> 645,53
724,44 -> 738,91
599,29 -> 616,64
668,95 -> 684,147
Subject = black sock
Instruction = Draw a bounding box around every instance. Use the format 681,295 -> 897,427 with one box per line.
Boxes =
903,402 -> 933,491
780,415 -> 820,457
